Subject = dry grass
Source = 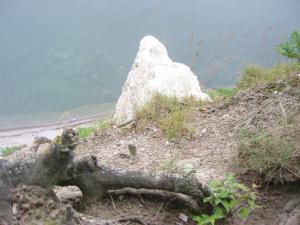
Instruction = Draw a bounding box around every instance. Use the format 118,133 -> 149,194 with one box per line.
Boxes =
208,87 -> 237,102
236,113 -> 300,183
135,94 -> 199,139
238,63 -> 300,90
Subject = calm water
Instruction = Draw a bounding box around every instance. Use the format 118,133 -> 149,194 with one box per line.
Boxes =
0,0 -> 299,128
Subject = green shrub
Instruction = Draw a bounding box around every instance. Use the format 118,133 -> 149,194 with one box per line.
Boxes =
0,145 -> 21,156
276,31 -> 300,62
193,174 -> 258,225
238,63 -> 300,89
236,129 -> 300,183
135,94 -> 197,139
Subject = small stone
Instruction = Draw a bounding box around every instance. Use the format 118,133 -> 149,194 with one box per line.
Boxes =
128,144 -> 137,157
12,203 -> 17,215
179,213 -> 188,223
21,203 -> 30,211
118,195 -> 124,201
53,186 -> 82,205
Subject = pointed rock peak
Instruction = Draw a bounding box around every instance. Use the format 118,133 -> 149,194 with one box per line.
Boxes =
114,36 -> 211,125
135,35 -> 171,65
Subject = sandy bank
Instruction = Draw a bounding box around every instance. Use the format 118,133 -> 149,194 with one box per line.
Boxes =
0,114 -> 113,148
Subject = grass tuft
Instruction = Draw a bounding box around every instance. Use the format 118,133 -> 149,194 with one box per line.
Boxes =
76,119 -> 111,139
236,129 -> 300,183
208,87 -> 237,102
0,145 -> 21,156
135,94 -> 198,139
238,63 -> 300,90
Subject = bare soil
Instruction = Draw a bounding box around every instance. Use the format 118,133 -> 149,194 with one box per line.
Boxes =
5,74 -> 300,225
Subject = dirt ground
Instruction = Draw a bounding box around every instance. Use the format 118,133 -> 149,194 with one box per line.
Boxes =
4,74 -> 300,225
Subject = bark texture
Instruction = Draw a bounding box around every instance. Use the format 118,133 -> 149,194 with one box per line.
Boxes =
0,129 -> 209,225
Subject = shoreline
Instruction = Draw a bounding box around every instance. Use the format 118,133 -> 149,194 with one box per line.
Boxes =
0,111 -> 114,148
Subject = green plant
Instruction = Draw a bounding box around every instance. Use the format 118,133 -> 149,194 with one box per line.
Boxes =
0,145 -> 21,156
135,94 -> 197,139
208,87 -> 237,102
76,126 -> 96,139
276,31 -> 300,62
193,174 -> 258,225
236,129 -> 300,183
159,158 -> 177,171
238,63 -> 300,89
76,119 -> 111,139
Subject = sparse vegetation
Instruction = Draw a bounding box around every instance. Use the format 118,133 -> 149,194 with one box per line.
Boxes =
275,31 -> 300,62
0,145 -> 21,156
236,128 -> 300,183
238,63 -> 300,90
193,174 -> 258,225
159,158 -> 177,171
135,94 -> 198,139
208,87 -> 237,102
76,119 -> 111,139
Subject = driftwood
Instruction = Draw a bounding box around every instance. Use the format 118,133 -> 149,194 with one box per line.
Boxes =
0,129 -> 210,225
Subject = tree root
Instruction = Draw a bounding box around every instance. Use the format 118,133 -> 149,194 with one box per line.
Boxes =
108,187 -> 201,213
0,128 -> 210,225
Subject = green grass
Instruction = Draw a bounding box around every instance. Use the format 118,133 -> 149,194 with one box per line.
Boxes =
208,87 -> 237,102
238,63 -> 300,90
236,129 -> 300,183
135,94 -> 197,139
206,62 -> 300,103
0,145 -> 21,156
76,119 -> 111,139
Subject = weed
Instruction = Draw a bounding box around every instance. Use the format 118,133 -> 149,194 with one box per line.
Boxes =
159,158 -> 177,171
236,129 -> 300,183
208,87 -> 237,102
76,126 -> 97,139
275,31 -> 300,62
193,174 -> 258,225
135,94 -> 198,139
238,63 -> 300,90
0,145 -> 21,156
76,119 -> 111,139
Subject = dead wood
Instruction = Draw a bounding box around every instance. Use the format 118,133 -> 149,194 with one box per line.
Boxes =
0,128 -> 210,225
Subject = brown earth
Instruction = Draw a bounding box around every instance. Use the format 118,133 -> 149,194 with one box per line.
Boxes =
5,74 -> 300,225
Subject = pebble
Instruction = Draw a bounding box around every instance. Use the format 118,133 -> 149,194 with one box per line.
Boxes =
179,213 -> 188,223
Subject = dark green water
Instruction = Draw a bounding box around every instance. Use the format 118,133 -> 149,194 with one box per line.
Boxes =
0,0 -> 299,128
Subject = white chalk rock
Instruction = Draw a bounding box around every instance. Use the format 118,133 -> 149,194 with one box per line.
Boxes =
114,35 -> 210,125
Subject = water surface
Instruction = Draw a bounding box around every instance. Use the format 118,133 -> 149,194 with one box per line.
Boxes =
0,0 -> 299,128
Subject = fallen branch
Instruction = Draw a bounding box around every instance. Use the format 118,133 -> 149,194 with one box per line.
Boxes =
0,129 -> 210,225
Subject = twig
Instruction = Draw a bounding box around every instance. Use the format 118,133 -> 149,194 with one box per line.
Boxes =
279,102 -> 288,124
108,192 -> 116,210
80,216 -> 148,225
117,119 -> 135,128
154,202 -> 164,220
